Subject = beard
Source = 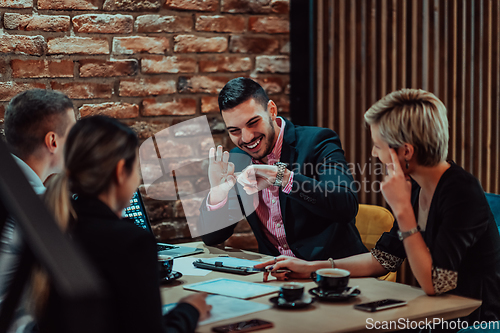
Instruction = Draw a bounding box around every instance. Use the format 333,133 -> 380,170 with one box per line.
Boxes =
240,116 -> 276,161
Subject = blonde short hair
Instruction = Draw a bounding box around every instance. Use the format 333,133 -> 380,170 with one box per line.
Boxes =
364,89 -> 449,166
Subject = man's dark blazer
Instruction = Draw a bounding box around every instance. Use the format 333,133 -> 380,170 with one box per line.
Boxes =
200,118 -> 367,261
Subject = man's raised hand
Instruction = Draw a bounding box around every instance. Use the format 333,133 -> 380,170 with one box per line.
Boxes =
208,146 -> 236,205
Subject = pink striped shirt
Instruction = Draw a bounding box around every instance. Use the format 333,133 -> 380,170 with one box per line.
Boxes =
207,117 -> 295,257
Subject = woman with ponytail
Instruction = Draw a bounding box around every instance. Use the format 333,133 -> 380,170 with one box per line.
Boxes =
34,116 -> 211,333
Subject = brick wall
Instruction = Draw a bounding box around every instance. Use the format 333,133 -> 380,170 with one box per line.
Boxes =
0,0 -> 290,250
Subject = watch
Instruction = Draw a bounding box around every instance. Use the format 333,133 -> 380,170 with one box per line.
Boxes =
397,225 -> 421,241
273,162 -> 288,187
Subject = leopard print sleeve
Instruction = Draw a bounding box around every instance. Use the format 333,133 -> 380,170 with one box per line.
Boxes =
432,266 -> 458,294
371,248 -> 405,272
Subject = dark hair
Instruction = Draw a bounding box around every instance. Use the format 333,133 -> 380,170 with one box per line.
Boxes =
4,89 -> 74,158
34,116 -> 138,317
63,115 -> 138,197
218,77 -> 270,112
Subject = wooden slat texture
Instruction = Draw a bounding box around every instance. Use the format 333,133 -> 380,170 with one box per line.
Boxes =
315,0 -> 500,205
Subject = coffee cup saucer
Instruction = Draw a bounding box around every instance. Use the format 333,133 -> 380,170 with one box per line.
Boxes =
159,271 -> 182,284
269,294 -> 314,309
308,287 -> 360,301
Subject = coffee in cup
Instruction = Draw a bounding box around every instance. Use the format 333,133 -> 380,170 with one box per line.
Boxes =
279,282 -> 304,302
158,255 -> 174,278
310,268 -> 350,293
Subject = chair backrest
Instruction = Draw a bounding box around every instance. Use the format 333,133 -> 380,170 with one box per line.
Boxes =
355,204 -> 395,251
485,193 -> 500,232
355,204 -> 397,282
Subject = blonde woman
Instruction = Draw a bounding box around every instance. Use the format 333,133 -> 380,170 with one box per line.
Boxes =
34,116 -> 211,333
256,89 -> 500,324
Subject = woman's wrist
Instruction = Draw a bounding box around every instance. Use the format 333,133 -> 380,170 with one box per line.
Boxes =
393,204 -> 417,230
308,260 -> 332,272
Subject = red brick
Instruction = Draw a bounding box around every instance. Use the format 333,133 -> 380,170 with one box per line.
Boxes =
79,59 -> 138,77
119,78 -> 176,97
113,36 -> 168,55
155,139 -> 193,158
274,95 -> 289,113
255,55 -> 289,73
200,135 -> 227,151
51,82 -> 113,100
141,56 -> 196,74
281,38 -> 289,54
167,159 -> 204,177
142,98 -> 196,116
0,0 -> 32,8
199,56 -> 251,73
249,16 -> 289,33
38,0 -> 99,10
142,202 -> 173,221
229,35 -> 278,54
178,76 -> 227,94
174,35 -> 227,53
152,220 -> 192,240
0,35 -> 46,56
0,104 -> 4,119
135,15 -> 192,33
126,120 -> 170,140
254,77 -> 284,94
165,0 -> 217,12
0,82 -> 46,102
4,13 -> 70,32
201,96 -> 219,113
79,102 -> 139,118
11,60 -> 73,78
0,59 -> 7,77
73,14 -> 133,33
221,0 -> 289,14
175,198 -> 202,217
48,37 -> 108,55
103,0 -> 160,11
195,15 -> 245,33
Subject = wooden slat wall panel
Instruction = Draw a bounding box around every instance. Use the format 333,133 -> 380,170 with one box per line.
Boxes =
316,0 -> 500,205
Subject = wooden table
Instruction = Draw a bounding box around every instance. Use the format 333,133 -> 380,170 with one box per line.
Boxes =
160,243 -> 481,333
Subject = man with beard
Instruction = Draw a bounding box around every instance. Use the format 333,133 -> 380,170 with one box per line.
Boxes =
199,78 -> 367,261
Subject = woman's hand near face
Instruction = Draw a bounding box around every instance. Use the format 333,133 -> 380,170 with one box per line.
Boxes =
381,149 -> 413,218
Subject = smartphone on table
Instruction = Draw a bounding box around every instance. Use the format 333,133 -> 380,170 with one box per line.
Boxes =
354,299 -> 407,312
212,319 -> 274,333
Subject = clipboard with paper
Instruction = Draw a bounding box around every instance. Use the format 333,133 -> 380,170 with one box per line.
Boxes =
192,257 -> 263,275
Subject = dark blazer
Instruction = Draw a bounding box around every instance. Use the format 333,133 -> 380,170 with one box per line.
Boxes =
200,118 -> 367,260
39,196 -> 199,333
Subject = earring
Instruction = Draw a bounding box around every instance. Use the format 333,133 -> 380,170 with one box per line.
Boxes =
405,160 -> 409,170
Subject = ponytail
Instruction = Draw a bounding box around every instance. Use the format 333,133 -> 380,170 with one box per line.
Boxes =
31,172 -> 75,319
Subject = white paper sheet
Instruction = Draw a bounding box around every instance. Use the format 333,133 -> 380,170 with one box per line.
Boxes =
173,257 -> 211,276
162,294 -> 271,325
183,278 -> 280,299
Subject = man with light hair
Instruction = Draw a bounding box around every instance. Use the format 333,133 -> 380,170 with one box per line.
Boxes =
0,89 -> 77,332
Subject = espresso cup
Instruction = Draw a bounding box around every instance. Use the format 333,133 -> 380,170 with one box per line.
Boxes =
279,282 -> 304,302
158,255 -> 174,278
310,268 -> 350,293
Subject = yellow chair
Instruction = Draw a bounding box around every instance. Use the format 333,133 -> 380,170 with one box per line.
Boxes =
355,204 -> 397,282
